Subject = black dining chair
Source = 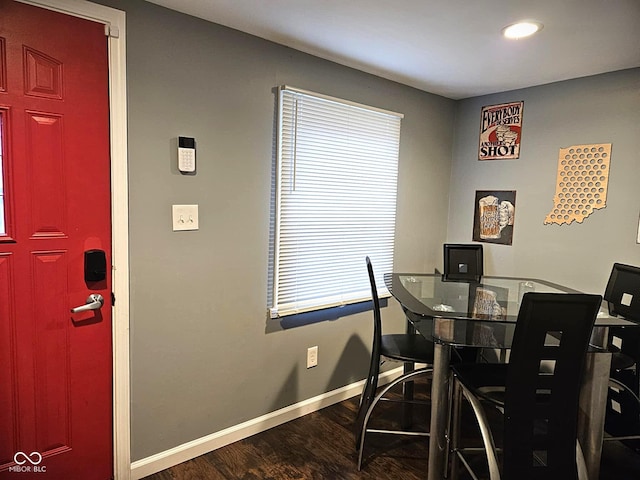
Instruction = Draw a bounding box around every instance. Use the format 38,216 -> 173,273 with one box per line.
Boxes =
354,257 -> 434,470
449,292 -> 602,480
443,243 -> 483,282
602,263 -> 640,449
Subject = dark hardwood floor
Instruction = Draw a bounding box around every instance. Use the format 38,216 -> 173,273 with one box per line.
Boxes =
143,377 -> 640,479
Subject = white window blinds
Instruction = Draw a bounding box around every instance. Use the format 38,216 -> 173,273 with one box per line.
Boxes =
271,86 -> 402,318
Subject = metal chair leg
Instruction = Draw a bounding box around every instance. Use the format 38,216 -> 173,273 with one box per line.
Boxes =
457,381 -> 501,480
449,378 -> 463,480
402,360 -> 416,429
443,374 -> 454,479
357,368 -> 432,470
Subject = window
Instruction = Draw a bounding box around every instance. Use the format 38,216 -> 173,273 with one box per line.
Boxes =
271,86 -> 402,318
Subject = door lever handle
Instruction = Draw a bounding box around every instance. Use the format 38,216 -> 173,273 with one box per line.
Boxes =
71,294 -> 104,313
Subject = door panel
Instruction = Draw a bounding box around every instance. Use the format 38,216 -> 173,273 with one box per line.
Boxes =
24,47 -> 63,100
0,253 -> 16,467
0,1 -> 112,479
32,250 -> 71,453
26,112 -> 66,237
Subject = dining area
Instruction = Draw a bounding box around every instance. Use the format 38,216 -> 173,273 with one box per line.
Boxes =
355,246 -> 640,480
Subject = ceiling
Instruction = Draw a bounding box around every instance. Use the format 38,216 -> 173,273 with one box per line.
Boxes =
145,0 -> 640,99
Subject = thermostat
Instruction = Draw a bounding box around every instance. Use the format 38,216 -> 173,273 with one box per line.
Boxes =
178,136 -> 196,174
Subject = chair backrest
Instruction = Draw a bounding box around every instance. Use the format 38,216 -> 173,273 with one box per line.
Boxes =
603,263 -> 640,441
604,262 -> 640,321
356,257 -> 384,418
503,292 -> 602,480
603,262 -> 640,365
443,243 -> 483,281
365,256 -> 383,362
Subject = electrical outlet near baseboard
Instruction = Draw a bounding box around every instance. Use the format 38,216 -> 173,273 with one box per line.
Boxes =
307,346 -> 318,368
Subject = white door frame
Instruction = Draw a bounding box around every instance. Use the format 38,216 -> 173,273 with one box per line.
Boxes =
17,1 -> 130,478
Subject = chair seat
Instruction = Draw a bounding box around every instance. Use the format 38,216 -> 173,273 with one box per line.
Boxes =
452,363 -> 509,406
381,333 -> 434,364
452,362 -> 508,388
453,362 -> 559,412
611,351 -> 636,372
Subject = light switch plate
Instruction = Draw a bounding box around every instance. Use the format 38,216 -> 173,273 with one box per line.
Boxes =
172,204 -> 199,231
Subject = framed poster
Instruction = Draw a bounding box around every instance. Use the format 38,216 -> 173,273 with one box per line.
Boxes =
473,190 -> 516,245
478,101 -> 524,160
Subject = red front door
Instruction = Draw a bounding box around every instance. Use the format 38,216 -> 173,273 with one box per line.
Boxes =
0,1 -> 113,479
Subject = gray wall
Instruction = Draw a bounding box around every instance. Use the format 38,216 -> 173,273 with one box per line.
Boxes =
447,68 -> 640,294
98,0 -> 640,463
97,0 -> 454,460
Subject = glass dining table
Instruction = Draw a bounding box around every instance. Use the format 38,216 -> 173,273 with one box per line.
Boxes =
384,272 -> 637,480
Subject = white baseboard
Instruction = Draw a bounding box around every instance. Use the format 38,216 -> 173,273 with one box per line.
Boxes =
130,367 -> 404,479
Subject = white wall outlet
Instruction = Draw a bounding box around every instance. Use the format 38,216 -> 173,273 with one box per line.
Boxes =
307,346 -> 318,369
172,204 -> 199,231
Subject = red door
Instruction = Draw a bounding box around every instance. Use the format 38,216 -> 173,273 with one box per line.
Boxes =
0,1 -> 112,479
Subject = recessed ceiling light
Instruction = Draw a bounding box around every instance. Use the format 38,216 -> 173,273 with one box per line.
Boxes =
502,21 -> 543,39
